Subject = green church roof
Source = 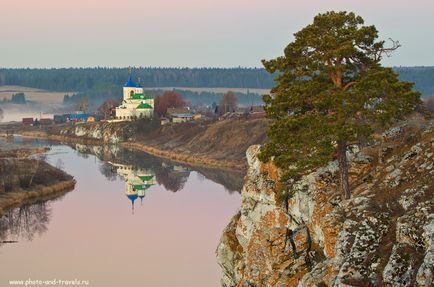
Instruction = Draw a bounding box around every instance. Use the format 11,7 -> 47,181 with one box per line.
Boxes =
130,94 -> 152,100
133,184 -> 152,190
136,103 -> 153,109
139,175 -> 154,181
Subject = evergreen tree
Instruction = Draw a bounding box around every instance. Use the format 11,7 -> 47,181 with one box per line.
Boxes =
11,93 -> 26,104
260,11 -> 421,199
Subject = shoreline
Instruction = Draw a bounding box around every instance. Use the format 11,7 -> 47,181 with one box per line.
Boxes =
0,141 -> 77,217
17,130 -> 246,171
0,179 -> 76,218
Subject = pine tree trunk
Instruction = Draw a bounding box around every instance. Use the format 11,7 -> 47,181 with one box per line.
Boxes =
337,140 -> 351,199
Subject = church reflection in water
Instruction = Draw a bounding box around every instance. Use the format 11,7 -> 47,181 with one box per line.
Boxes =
109,162 -> 157,213
107,161 -> 194,213
0,141 -> 244,247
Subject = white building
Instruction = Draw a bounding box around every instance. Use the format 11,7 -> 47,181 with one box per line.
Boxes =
115,73 -> 154,120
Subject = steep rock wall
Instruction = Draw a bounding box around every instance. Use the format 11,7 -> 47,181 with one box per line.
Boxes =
53,121 -> 135,144
217,120 -> 433,287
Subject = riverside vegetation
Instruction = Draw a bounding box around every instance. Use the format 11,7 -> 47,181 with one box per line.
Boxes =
0,143 -> 75,217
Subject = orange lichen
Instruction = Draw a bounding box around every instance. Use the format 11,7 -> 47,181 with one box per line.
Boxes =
261,160 -> 280,182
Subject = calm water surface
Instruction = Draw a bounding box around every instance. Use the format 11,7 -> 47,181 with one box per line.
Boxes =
0,138 -> 242,287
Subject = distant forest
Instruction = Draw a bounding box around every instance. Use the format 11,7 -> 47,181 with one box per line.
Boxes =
0,67 -> 433,106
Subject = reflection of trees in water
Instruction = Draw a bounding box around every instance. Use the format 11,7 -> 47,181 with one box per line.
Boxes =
75,149 -> 90,159
194,167 -> 244,194
0,202 -> 51,244
69,143 -> 244,193
154,164 -> 189,192
99,162 -> 118,181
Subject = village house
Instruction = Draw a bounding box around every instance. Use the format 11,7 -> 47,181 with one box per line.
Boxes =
160,117 -> 170,125
22,118 -> 34,126
40,118 -> 53,126
70,111 -> 88,123
171,113 -> 194,123
166,107 -> 194,123
54,114 -> 69,124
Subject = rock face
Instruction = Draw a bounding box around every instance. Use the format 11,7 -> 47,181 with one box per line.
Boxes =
53,121 -> 136,144
216,120 -> 433,287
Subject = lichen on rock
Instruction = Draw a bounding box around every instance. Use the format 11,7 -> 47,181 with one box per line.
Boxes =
216,120 -> 434,287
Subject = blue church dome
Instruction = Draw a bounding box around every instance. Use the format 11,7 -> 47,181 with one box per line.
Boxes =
127,194 -> 138,203
124,73 -> 143,88
124,76 -> 137,87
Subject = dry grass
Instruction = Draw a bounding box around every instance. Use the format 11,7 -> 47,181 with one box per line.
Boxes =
132,118 -> 269,169
0,179 -> 75,217
0,147 -> 76,216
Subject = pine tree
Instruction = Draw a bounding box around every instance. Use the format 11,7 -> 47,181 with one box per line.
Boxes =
260,11 -> 421,199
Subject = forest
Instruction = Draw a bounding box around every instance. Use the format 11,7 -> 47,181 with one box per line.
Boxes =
0,67 -> 433,106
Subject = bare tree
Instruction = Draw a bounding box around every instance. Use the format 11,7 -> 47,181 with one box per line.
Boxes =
28,154 -> 47,187
75,97 -> 89,113
218,91 -> 238,114
98,99 -> 119,119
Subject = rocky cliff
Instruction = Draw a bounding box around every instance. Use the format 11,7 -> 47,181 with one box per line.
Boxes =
217,118 -> 433,287
53,121 -> 135,144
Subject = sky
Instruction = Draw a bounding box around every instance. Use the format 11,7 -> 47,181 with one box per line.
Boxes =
1,0 -> 433,68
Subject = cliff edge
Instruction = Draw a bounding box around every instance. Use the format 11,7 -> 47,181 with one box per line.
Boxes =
217,118 -> 433,287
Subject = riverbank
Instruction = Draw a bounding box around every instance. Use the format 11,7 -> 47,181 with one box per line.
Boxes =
0,179 -> 76,217
0,145 -> 76,217
15,118 -> 268,170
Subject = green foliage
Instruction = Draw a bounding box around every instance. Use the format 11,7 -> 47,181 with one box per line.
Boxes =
260,11 -> 421,180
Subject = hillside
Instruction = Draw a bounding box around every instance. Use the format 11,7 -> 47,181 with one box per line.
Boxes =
22,118 -> 269,169
217,116 -> 433,286
136,118 -> 268,162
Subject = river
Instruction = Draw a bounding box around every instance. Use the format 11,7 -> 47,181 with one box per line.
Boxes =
0,137 -> 242,287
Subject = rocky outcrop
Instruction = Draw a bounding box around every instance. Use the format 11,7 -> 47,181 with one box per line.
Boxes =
217,119 -> 433,286
54,121 -> 135,143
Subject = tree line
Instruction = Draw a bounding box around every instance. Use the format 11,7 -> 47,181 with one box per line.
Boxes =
1,92 -> 27,104
0,67 -> 275,91
0,66 -> 432,98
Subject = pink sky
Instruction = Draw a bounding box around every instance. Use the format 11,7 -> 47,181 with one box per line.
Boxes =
1,0 -> 433,67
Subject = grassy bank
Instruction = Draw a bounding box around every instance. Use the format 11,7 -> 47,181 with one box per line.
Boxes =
0,145 -> 76,217
0,179 -> 75,217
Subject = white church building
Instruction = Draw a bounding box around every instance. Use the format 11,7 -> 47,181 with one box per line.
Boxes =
115,72 -> 154,120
